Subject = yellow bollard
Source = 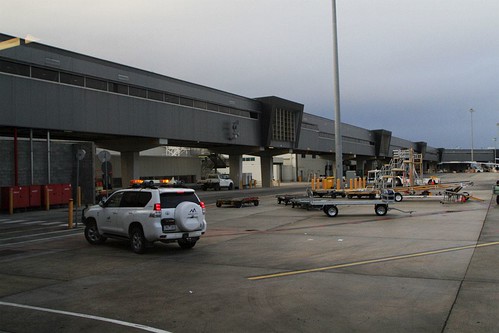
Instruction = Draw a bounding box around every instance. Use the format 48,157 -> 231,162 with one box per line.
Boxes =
336,178 -> 341,190
68,199 -> 74,229
349,178 -> 353,189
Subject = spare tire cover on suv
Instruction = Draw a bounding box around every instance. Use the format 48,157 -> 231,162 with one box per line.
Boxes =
174,201 -> 203,232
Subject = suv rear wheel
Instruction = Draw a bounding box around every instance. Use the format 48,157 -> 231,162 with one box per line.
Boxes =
130,227 -> 147,254
84,220 -> 107,245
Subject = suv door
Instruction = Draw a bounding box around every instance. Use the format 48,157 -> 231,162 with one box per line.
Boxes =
118,191 -> 152,235
99,191 -> 124,233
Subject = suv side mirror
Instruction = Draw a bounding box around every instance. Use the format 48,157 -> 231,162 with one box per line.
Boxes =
99,197 -> 107,207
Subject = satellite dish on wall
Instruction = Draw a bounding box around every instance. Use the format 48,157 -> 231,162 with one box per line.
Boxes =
98,150 -> 112,163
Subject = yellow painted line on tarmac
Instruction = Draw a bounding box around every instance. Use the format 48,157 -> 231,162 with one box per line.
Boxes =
248,241 -> 499,281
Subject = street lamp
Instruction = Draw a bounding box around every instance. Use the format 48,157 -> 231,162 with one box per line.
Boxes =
469,108 -> 475,161
496,122 -> 499,166
494,138 -> 497,166
331,0 -> 343,188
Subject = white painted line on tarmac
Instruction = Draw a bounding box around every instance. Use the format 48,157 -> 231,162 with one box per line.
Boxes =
1,219 -> 28,224
0,230 -> 81,247
20,220 -> 46,225
0,301 -> 172,333
43,221 -> 66,225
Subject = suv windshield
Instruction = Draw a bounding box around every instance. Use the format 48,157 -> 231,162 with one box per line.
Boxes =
160,192 -> 199,208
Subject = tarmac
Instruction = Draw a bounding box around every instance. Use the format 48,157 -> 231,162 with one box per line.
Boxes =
0,172 -> 498,332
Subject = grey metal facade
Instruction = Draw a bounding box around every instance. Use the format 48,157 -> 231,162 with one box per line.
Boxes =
1,33 -> 495,201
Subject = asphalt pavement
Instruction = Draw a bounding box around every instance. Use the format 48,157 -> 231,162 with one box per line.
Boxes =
0,173 -> 498,332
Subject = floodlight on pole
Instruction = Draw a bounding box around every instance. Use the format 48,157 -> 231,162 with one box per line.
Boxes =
469,108 -> 475,162
331,0 -> 343,188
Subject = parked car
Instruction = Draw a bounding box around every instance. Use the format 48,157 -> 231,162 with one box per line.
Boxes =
200,173 -> 234,191
83,186 -> 206,253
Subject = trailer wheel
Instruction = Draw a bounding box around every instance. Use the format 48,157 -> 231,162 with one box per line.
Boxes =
323,205 -> 338,217
253,200 -> 259,206
375,204 -> 388,216
216,201 -> 222,207
235,201 -> 242,208
394,193 -> 403,202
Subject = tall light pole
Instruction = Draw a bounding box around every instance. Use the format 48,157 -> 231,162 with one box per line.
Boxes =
469,108 -> 475,161
496,122 -> 499,166
493,138 -> 497,166
331,0 -> 343,187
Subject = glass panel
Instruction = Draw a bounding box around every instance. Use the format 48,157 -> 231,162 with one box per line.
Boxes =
86,77 -> 108,91
60,72 -> 84,86
109,82 -> 128,94
129,86 -> 147,98
165,93 -> 179,104
32,66 -> 59,82
148,90 -> 163,101
0,59 -> 30,76
179,97 -> 193,106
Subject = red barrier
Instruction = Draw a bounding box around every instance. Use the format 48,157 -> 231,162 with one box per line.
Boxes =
29,185 -> 42,207
1,186 -> 29,209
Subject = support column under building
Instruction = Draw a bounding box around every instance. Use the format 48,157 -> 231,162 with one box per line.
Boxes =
356,156 -> 367,177
228,154 -> 242,189
261,155 -> 273,188
121,151 -> 140,187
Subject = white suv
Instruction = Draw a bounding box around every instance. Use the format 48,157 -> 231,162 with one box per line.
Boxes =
83,187 -> 207,253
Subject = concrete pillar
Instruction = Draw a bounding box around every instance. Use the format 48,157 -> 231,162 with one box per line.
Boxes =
229,154 -> 242,189
121,151 -> 140,187
356,156 -> 367,177
261,155 -> 273,188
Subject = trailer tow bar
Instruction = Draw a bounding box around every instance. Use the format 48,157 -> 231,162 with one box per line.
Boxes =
388,207 -> 414,215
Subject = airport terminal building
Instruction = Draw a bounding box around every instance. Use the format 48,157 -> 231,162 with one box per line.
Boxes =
0,33 -> 497,204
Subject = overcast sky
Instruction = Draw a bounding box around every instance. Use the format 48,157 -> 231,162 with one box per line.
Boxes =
2,0 -> 498,149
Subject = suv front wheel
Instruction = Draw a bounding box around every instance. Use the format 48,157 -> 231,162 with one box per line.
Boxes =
130,227 -> 147,254
84,220 -> 107,245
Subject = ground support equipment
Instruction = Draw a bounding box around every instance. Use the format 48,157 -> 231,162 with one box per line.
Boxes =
440,186 -> 471,204
311,189 -> 347,198
276,194 -> 300,205
216,197 -> 259,208
307,190 -> 413,217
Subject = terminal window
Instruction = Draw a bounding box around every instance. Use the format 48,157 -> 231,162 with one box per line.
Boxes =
272,108 -> 295,142
32,66 -> 59,82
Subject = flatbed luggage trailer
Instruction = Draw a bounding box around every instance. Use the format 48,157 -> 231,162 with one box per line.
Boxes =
309,190 -> 411,217
216,197 -> 259,208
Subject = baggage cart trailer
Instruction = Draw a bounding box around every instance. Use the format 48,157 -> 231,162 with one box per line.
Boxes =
216,197 -> 259,208
308,190 -> 412,217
